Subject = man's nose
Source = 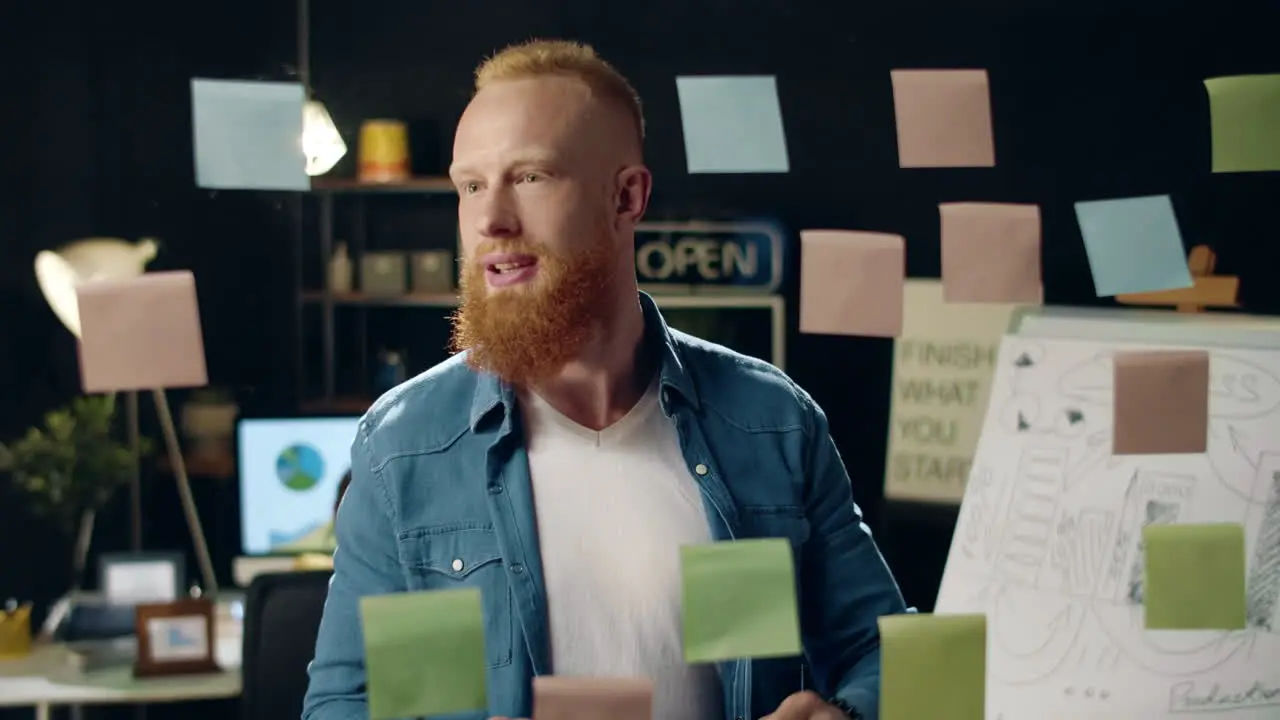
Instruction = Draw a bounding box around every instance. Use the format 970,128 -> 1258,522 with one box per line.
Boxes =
473,188 -> 520,238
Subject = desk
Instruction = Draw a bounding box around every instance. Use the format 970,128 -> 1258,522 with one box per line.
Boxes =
0,632 -> 241,719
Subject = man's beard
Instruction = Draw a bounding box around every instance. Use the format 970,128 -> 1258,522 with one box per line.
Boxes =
450,240 -> 618,385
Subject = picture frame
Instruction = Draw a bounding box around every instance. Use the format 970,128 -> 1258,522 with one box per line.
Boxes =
134,598 -> 220,677
98,552 -> 185,606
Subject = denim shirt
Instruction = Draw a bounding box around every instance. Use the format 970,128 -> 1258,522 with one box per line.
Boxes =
303,292 -> 909,720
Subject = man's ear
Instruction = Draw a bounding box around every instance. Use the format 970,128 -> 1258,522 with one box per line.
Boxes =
614,165 -> 652,227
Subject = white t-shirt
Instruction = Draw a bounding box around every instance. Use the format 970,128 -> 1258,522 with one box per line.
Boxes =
524,379 -> 724,720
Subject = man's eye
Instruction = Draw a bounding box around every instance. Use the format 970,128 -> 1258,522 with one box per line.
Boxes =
521,173 -> 540,183
463,182 -> 480,194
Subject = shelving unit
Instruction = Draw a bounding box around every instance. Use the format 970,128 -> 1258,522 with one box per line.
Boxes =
311,177 -> 455,194
297,176 -> 458,412
296,178 -> 788,413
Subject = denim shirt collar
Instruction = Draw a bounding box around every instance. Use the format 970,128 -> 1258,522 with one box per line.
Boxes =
468,291 -> 699,431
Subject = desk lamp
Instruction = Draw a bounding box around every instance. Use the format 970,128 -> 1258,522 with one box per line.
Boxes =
34,238 -> 219,595
304,99 -> 345,177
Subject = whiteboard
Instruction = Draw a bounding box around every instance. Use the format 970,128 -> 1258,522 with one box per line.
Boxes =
936,335 -> 1280,719
1011,306 -> 1280,349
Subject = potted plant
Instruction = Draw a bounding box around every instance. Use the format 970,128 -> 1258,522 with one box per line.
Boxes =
0,395 -> 152,592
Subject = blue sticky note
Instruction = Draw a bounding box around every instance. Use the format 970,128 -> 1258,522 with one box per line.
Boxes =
675,76 -> 790,174
190,79 -> 309,191
1074,195 -> 1193,297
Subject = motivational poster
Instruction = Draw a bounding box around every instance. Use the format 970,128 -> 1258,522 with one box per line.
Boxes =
884,280 -> 1023,503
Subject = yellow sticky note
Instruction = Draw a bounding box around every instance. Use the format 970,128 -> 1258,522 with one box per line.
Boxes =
1204,74 -> 1280,173
879,613 -> 985,720
1143,523 -> 1246,630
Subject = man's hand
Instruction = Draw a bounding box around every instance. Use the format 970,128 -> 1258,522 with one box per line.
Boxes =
759,690 -> 850,720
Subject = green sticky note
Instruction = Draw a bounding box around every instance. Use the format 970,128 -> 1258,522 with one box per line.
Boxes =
680,538 -> 801,664
360,588 -> 487,719
879,613 -> 986,720
1143,523 -> 1247,630
1204,74 -> 1280,173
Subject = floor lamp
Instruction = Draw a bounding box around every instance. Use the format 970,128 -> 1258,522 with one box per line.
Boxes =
34,238 -> 220,596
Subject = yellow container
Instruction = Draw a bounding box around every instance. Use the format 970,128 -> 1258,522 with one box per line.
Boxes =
0,603 -> 32,660
357,119 -> 411,183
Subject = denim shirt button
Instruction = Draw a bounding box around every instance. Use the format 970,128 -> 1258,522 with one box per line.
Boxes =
694,463 -> 709,476
451,558 -> 464,572
488,483 -> 504,494
510,563 -> 525,574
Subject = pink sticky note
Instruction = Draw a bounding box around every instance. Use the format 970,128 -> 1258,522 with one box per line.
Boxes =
800,230 -> 905,338
533,676 -> 653,720
1113,350 -> 1210,455
891,69 -> 996,168
940,202 -> 1043,304
76,271 -> 209,393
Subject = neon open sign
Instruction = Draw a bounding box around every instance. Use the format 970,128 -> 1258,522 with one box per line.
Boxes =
634,222 -> 783,294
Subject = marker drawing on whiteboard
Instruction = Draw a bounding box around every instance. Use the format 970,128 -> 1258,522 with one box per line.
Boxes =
1247,470 -> 1280,631
934,336 -> 1280,718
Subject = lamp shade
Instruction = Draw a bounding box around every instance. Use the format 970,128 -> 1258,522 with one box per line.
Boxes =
303,100 -> 346,177
35,237 -> 159,338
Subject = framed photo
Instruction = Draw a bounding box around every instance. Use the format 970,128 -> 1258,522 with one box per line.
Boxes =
134,598 -> 220,677
99,552 -> 185,605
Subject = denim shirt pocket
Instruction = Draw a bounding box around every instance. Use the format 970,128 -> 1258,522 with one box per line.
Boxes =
397,524 -> 514,669
739,505 -> 811,558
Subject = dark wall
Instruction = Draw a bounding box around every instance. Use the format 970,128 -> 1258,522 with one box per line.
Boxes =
0,1 -> 296,716
306,1 -> 1280,608
1,1 -> 1279,677
0,0 -> 297,632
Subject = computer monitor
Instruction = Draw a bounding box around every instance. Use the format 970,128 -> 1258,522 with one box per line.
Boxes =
237,416 -> 359,556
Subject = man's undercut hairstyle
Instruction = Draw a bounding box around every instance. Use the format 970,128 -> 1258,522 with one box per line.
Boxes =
475,39 -> 645,149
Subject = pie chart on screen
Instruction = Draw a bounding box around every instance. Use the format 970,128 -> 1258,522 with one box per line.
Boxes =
275,443 -> 325,492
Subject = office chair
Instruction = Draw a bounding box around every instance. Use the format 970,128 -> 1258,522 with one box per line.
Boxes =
241,570 -> 332,720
